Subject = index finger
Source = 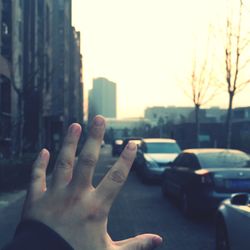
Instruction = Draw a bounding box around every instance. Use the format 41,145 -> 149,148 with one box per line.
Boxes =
95,142 -> 137,211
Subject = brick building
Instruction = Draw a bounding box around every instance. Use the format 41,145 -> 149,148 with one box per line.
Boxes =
0,0 -> 84,157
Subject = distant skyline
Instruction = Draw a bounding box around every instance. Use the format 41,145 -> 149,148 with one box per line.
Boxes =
88,77 -> 117,120
72,0 -> 250,118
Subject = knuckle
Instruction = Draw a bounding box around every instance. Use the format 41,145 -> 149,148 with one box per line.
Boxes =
31,169 -> 42,182
86,205 -> 107,221
108,169 -> 126,184
79,153 -> 97,167
56,158 -> 72,170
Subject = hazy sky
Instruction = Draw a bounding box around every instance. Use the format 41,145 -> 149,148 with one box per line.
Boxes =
72,0 -> 250,118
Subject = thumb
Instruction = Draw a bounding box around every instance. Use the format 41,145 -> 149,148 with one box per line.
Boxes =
118,234 -> 163,250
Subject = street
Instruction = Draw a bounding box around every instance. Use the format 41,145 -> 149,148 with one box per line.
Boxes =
0,145 -> 215,250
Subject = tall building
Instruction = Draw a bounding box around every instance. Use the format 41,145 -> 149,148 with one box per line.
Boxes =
22,0 -> 45,153
68,27 -> 83,124
20,0 -> 84,154
0,0 -> 84,157
0,0 -> 24,157
88,77 -> 117,121
0,0 -> 11,157
42,0 -> 74,152
38,0 -> 84,153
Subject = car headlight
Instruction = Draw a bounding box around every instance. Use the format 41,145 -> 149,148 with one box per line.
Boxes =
146,161 -> 158,169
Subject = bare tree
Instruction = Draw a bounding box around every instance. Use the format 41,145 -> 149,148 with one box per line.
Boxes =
184,34 -> 217,148
222,0 -> 250,148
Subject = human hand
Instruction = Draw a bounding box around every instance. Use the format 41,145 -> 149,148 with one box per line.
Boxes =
22,115 -> 163,250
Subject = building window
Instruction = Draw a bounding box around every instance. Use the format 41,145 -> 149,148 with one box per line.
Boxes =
2,23 -> 9,35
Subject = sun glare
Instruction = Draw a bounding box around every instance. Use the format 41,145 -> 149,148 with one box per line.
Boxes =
72,0 -> 250,118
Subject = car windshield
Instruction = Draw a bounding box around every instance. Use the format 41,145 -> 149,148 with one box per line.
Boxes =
198,151 -> 250,169
145,142 -> 181,154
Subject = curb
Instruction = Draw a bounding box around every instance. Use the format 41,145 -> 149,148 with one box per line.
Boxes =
0,190 -> 26,210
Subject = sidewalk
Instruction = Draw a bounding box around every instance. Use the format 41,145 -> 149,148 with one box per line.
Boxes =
0,190 -> 26,211
0,174 -> 54,211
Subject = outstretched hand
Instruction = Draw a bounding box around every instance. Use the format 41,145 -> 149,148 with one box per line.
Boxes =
22,115 -> 163,250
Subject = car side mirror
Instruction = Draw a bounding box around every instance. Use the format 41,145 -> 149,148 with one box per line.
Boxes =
230,193 -> 249,205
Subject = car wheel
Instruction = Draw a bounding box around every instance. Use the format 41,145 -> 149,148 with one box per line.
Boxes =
216,218 -> 230,250
180,192 -> 192,216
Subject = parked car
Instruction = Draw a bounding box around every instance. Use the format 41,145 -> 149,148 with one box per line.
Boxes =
112,139 -> 124,156
216,193 -> 250,250
135,138 -> 181,183
161,148 -> 250,215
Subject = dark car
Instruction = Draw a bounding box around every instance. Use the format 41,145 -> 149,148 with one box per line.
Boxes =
112,138 -> 124,156
216,193 -> 250,250
161,148 -> 250,215
135,138 -> 181,183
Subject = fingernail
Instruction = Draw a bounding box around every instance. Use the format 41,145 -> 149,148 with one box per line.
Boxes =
127,142 -> 136,150
69,123 -> 81,135
39,149 -> 46,159
39,149 -> 44,158
94,116 -> 104,126
152,236 -> 163,248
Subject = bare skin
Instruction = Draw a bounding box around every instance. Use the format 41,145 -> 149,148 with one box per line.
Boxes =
22,115 -> 163,250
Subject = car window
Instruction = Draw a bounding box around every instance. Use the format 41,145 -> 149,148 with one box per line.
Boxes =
180,153 -> 200,169
144,142 -> 181,154
198,151 -> 250,168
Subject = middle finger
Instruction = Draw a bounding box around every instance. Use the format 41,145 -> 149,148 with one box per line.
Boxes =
71,115 -> 105,189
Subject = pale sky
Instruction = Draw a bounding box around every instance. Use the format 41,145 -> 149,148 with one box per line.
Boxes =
72,0 -> 250,118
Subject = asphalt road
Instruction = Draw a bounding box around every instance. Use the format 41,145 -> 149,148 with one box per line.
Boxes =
0,145 -> 215,249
